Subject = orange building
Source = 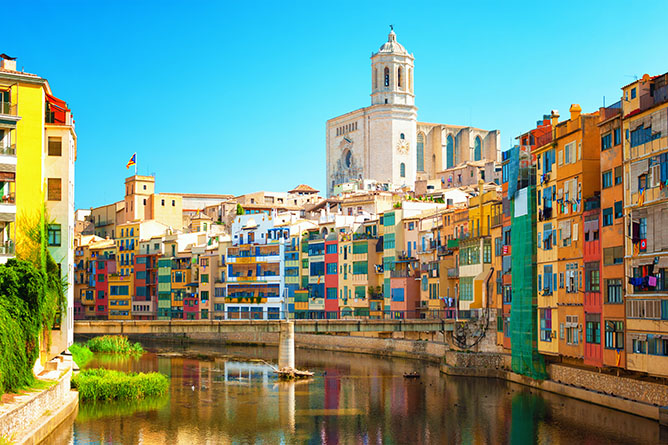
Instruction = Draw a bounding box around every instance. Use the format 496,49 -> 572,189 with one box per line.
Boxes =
597,102 -> 625,369
553,105 -> 600,362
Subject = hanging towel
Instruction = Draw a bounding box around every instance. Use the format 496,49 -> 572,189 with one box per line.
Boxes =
648,276 -> 657,287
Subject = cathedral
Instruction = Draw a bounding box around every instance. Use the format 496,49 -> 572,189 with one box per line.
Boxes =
326,29 -> 500,196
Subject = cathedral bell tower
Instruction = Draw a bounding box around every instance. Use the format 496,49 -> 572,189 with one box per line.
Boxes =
371,29 -> 415,106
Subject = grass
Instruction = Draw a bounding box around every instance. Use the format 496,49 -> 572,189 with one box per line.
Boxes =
85,336 -> 144,355
76,393 -> 169,421
69,343 -> 94,368
72,368 -> 168,401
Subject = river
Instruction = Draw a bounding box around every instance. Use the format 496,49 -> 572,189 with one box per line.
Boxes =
45,342 -> 667,444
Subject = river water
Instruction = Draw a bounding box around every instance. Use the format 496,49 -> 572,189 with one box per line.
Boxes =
45,343 -> 667,444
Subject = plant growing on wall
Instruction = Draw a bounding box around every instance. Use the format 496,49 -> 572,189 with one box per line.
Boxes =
236,204 -> 244,215
0,209 -> 66,394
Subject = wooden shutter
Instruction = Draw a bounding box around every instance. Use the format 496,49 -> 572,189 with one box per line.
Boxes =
47,178 -> 61,201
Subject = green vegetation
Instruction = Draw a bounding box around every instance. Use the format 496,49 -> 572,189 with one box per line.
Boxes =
0,259 -> 65,394
76,393 -> 169,421
72,368 -> 169,401
236,203 -> 244,215
86,335 -> 144,355
69,343 -> 94,368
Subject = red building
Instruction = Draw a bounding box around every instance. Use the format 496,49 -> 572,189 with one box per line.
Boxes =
134,254 -> 159,320
93,255 -> 114,320
324,236 -> 339,318
583,196 -> 603,367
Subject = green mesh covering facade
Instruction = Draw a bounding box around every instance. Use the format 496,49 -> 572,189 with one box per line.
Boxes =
509,146 -> 547,380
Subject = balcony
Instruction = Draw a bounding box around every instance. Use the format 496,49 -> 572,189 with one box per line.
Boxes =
447,268 -> 458,278
390,269 -> 415,278
0,144 -> 16,173
0,193 -> 16,222
0,102 -> 19,126
0,241 -> 15,263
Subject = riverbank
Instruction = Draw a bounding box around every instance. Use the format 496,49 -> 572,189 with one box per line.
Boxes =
0,354 -> 78,445
105,330 -> 668,424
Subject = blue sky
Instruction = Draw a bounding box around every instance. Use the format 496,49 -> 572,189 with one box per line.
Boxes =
5,1 -> 667,208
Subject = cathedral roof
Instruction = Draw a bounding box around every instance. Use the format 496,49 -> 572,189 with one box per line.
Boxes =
377,30 -> 408,55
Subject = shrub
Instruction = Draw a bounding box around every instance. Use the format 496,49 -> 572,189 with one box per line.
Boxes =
86,336 -> 144,355
72,369 -> 168,401
69,343 -> 94,368
0,259 -> 63,394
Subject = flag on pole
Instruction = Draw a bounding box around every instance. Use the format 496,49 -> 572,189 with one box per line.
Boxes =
126,153 -> 137,169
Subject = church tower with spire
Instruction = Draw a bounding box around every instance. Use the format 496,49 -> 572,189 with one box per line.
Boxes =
326,29 -> 418,195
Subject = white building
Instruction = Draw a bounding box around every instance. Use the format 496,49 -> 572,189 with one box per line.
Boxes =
326,29 -> 500,196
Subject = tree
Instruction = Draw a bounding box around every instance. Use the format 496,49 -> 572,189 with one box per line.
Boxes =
236,203 -> 244,215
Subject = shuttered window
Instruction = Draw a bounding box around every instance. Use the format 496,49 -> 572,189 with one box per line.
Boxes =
47,178 -> 62,201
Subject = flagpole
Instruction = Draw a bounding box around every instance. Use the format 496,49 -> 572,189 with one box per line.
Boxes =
135,153 -> 137,175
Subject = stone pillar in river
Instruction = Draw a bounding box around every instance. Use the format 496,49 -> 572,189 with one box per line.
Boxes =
278,321 -> 295,369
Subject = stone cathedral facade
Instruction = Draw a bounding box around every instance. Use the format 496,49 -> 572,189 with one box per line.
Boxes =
326,30 -> 500,196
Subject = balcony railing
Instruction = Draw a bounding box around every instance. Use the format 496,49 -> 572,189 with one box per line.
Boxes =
447,268 -> 458,278
0,144 -> 16,156
390,269 -> 415,278
0,243 -> 15,255
0,193 -> 15,204
0,102 -> 17,117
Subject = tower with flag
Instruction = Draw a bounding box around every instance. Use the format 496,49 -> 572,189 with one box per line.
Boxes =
126,152 -> 137,174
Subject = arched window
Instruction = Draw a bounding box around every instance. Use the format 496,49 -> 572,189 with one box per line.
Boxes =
398,67 -> 402,88
417,133 -> 425,172
400,133 -> 405,140
474,136 -> 482,161
446,135 -> 454,169
400,162 -> 406,178
384,67 -> 390,87
344,150 -> 352,168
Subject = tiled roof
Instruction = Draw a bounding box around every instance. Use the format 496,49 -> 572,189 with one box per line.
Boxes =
289,184 -> 319,193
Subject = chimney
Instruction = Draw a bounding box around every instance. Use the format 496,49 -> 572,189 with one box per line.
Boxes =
550,110 -> 560,127
0,54 -> 17,71
569,104 -> 582,121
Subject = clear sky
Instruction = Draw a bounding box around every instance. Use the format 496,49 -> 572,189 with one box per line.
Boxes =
5,1 -> 667,209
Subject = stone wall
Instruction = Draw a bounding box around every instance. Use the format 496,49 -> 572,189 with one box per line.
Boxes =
0,361 -> 74,440
549,364 -> 668,407
179,331 -> 449,363
444,350 -> 510,370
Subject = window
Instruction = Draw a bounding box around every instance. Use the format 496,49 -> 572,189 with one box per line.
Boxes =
542,265 -> 553,295
602,208 -> 613,226
614,166 -> 622,185
326,244 -> 337,254
97,274 -> 104,282
326,263 -> 337,274
601,133 -> 612,151
460,277 -> 473,301
565,315 -> 579,345
631,87 -> 636,99
564,141 -> 575,164
400,163 -> 405,178
613,128 -> 621,146
474,136 -> 482,161
47,178 -> 62,201
446,135 -> 454,169
540,309 -> 552,342
586,315 -> 601,344
48,137 -> 62,156
47,224 -> 61,246
614,201 -> 623,219
326,287 -> 337,300
384,67 -> 390,87
606,279 -> 623,304
602,170 -> 612,188
585,262 -> 600,292
417,133 -> 424,172
483,239 -> 491,264
397,67 -> 402,88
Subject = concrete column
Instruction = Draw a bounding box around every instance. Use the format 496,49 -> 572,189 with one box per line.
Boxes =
278,321 -> 295,369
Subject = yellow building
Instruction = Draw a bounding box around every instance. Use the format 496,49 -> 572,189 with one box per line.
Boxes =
621,73 -> 668,377
1,54 -> 77,360
108,274 -> 133,320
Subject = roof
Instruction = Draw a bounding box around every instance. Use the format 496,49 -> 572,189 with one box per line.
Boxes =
376,30 -> 408,55
289,184 -> 319,194
0,54 -> 16,61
